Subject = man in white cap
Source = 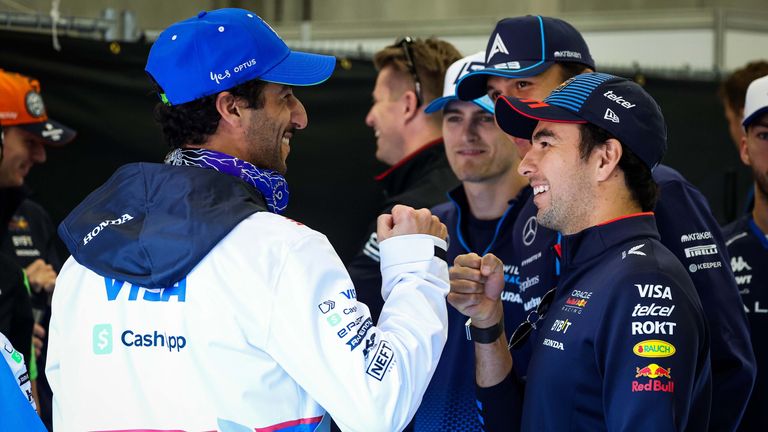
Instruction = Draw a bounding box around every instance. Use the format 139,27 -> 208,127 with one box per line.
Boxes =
47,9 -> 450,432
723,74 -> 768,431
408,52 -> 528,431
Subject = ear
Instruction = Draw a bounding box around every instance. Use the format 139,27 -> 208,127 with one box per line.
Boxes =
739,134 -> 752,166
594,138 -> 623,182
215,92 -> 242,128
401,90 -> 421,122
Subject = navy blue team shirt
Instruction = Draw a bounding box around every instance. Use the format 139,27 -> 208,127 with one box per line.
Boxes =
409,185 -> 530,432
480,213 -> 712,431
723,214 -> 768,431
478,164 -> 754,431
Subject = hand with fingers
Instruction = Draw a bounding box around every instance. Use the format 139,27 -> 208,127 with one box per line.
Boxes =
447,253 -> 506,328
377,204 -> 448,242
25,259 -> 57,293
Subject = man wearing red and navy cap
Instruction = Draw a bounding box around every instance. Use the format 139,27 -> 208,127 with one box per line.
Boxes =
455,16 -> 754,432
450,73 -> 711,431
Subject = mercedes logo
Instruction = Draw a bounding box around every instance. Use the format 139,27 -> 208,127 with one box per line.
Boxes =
522,216 -> 537,246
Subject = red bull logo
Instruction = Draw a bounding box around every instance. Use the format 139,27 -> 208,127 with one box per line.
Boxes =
634,363 -> 672,379
632,363 -> 674,393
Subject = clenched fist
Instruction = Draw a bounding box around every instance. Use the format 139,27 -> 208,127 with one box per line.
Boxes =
447,253 -> 505,327
377,204 -> 447,242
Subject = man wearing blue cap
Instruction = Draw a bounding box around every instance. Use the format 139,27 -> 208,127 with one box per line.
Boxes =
406,52 -> 528,432
46,9 -> 452,432
457,16 -> 596,342
451,73 -> 712,431
723,74 -> 768,431
455,16 -> 754,432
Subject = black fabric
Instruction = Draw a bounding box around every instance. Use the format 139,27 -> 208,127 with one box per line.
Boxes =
346,140 -> 459,323
0,188 -> 26,240
433,245 -> 447,263
1,199 -> 63,272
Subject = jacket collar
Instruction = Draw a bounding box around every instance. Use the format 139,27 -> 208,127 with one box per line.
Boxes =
447,184 -> 532,255
374,138 -> 445,193
559,212 -> 658,270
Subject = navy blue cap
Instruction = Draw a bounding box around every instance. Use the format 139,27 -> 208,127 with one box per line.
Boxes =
456,15 -> 594,101
495,72 -> 667,170
146,8 -> 337,105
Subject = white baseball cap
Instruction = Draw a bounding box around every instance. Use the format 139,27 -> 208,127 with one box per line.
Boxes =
424,51 -> 494,114
743,74 -> 768,128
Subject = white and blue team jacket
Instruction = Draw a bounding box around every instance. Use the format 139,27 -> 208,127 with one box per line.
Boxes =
47,163 -> 450,432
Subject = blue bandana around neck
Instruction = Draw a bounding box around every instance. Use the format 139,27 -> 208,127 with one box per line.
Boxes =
165,148 -> 289,214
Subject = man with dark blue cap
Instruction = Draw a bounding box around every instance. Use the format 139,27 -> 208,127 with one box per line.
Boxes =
450,73 -> 712,431
455,16 -> 754,432
456,15 -> 595,106
46,9 -> 452,431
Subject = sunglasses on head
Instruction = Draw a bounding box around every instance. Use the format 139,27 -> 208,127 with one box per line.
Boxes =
508,287 -> 557,350
395,36 -> 423,107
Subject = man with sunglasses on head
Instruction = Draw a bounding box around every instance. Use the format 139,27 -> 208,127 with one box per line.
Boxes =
347,38 -> 461,323
47,9 -> 452,431
451,73 -> 712,431
454,15 -> 754,431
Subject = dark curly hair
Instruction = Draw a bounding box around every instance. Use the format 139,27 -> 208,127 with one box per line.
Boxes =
578,123 -> 659,211
153,79 -> 267,149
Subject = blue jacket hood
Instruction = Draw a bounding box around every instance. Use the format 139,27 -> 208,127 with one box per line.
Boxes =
58,163 -> 267,288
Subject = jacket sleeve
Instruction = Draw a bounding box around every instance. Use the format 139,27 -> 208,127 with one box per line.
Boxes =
346,221 -> 386,324
265,232 -> 449,432
0,333 -> 46,432
655,179 -> 756,431
475,371 -> 524,432
596,269 -> 710,431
